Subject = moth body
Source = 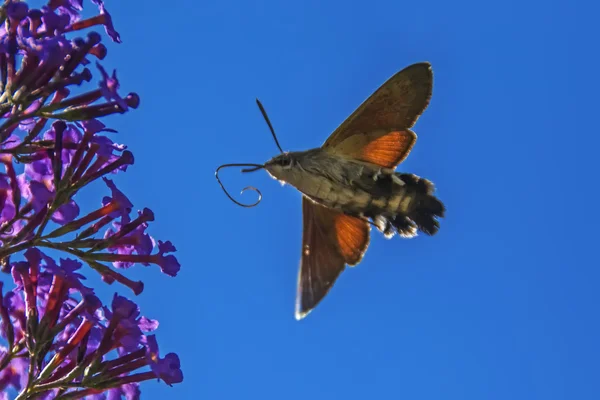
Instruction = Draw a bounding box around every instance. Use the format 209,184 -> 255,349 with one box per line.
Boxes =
264,148 -> 444,238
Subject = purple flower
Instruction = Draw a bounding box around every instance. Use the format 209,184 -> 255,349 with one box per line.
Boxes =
27,180 -> 53,213
42,255 -> 93,295
96,62 -> 128,110
93,135 -> 127,159
49,0 -> 84,23
10,248 -> 48,292
43,123 -> 83,166
97,236 -> 180,277
53,199 -> 80,224
18,24 -> 72,64
88,135 -> 129,173
78,118 -> 114,135
145,335 -> 183,386
138,316 -> 159,332
19,161 -> 80,224
102,177 -> 133,217
6,2 -> 29,22
111,294 -> 137,320
102,294 -> 158,352
22,179 -> 80,224
11,247 -> 54,301
91,0 -> 121,43
24,158 -> 53,183
104,208 -> 155,269
40,6 -> 72,33
152,240 -> 181,277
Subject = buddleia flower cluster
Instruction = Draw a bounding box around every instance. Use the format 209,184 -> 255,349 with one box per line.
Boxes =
0,1 -> 183,398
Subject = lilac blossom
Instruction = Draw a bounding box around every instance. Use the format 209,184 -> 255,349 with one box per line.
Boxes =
0,1 -> 183,398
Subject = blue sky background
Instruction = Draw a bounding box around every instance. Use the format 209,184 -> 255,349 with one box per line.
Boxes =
4,0 -> 600,399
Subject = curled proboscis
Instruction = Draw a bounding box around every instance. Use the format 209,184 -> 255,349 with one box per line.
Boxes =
215,163 -> 264,208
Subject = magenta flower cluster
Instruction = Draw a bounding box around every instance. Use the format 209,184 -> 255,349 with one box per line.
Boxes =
0,1 -> 183,398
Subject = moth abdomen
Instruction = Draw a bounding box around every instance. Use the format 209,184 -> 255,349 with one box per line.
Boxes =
366,172 -> 445,238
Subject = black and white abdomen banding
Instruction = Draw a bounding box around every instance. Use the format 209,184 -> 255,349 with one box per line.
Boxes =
363,171 -> 445,238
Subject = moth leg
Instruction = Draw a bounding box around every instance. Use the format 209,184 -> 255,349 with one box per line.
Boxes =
391,174 -> 406,186
373,169 -> 383,181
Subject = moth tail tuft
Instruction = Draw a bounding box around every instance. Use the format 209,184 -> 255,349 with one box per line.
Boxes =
373,173 -> 445,238
400,173 -> 445,236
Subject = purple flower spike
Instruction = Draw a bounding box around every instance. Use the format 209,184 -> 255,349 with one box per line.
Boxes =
0,1 -> 182,397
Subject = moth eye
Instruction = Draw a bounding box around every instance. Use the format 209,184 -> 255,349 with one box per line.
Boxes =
282,158 -> 294,169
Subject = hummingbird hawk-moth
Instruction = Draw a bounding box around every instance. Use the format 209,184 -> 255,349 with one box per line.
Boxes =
217,62 -> 445,320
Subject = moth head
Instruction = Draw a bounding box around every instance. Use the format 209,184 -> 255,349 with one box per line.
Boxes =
264,152 -> 297,181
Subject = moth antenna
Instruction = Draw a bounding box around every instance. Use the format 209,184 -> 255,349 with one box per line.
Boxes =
215,163 -> 264,208
256,99 -> 284,154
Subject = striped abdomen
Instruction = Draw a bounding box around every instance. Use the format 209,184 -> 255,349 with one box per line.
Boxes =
294,158 -> 445,238
357,171 -> 445,238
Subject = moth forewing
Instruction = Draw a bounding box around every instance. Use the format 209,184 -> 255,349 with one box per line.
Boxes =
323,62 -> 433,150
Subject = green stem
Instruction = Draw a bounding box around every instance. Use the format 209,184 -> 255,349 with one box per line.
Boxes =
0,349 -> 13,372
0,239 -> 36,261
37,240 -> 87,258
